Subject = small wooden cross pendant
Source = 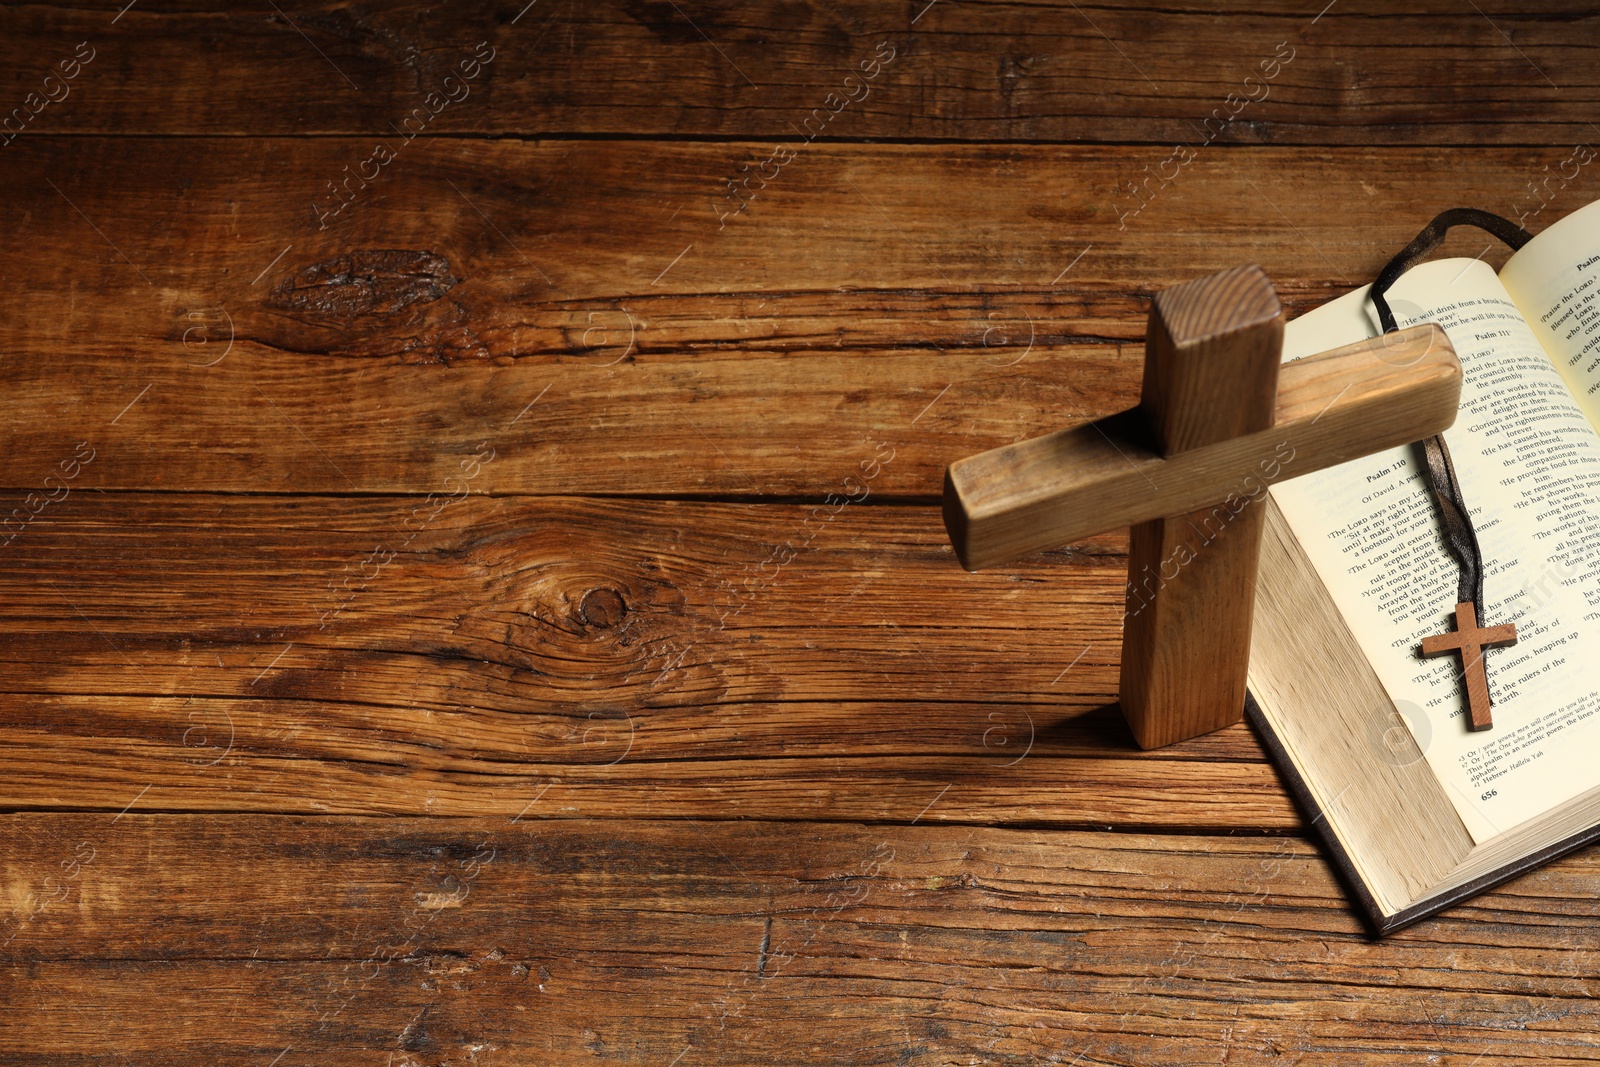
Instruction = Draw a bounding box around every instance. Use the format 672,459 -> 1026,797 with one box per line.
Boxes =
1420,601 -> 1517,731
943,265 -> 1465,749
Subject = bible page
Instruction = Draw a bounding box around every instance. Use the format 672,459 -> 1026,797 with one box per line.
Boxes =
1269,258 -> 1600,842
1499,197 -> 1600,662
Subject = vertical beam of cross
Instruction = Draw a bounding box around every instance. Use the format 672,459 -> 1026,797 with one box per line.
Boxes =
1117,267 -> 1284,748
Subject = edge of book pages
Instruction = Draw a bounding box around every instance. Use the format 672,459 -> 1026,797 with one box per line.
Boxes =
1249,495 -> 1600,934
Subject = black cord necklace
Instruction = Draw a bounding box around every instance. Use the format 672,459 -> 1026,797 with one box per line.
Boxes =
1369,209 -> 1531,731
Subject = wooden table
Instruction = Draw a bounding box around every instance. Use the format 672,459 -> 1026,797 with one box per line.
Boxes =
3,3 -> 1598,1063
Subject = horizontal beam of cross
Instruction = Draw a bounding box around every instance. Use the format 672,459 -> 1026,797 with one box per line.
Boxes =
945,324 -> 1459,571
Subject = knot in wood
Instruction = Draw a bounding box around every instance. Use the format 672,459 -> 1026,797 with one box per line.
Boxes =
265,249 -> 459,320
578,587 -> 627,629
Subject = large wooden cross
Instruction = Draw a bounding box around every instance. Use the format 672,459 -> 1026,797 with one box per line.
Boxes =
943,265 -> 1463,749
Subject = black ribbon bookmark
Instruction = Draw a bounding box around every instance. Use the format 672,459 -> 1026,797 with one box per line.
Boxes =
1369,209 -> 1533,731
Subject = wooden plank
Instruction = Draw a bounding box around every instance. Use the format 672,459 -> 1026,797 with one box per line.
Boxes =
0,491 -> 1291,824
0,141 -> 1570,495
4,816 -> 1600,1064
0,742 -> 1290,825
0,2 -> 1596,143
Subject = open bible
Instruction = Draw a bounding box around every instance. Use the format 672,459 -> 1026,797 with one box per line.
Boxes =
1248,197 -> 1600,932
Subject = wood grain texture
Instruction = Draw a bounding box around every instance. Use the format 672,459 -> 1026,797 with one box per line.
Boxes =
0,140 -> 1576,496
4,817 -> 1600,1066
5,0 -> 1599,1057
1,1 -> 1597,143
0,490 -> 1292,826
